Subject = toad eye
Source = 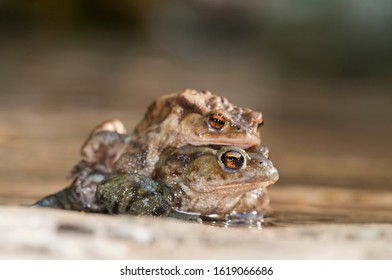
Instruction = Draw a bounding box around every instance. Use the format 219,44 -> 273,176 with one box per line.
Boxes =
220,150 -> 244,171
208,113 -> 226,130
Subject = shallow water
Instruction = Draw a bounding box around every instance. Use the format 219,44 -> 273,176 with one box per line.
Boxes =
198,183 -> 392,228
203,211 -> 392,229
265,211 -> 392,227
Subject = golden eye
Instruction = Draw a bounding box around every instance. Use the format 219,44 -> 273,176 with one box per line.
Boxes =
221,150 -> 244,171
208,113 -> 225,130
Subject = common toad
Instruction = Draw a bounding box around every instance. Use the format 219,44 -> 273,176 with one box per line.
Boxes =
115,89 -> 263,176
96,145 -> 278,220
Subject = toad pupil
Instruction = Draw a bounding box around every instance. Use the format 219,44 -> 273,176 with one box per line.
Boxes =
209,113 -> 225,129
221,151 -> 244,170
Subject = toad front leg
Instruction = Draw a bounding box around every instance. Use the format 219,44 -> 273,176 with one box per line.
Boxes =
96,174 -> 201,222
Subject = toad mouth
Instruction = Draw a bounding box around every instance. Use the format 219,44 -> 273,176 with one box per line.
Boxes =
198,179 -> 278,193
185,134 -> 261,148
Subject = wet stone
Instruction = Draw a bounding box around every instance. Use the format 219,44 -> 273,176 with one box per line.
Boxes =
0,206 -> 392,259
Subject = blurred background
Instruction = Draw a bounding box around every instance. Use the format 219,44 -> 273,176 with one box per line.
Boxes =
1,0 -> 391,224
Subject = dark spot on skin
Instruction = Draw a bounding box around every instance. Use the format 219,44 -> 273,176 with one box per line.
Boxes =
111,200 -> 120,214
125,194 -> 137,213
169,150 -> 205,166
170,194 -> 183,208
172,153 -> 192,165
176,96 -> 204,116
220,173 -> 227,181
165,98 -> 172,108
152,206 -> 167,216
192,151 -> 207,160
161,184 -> 185,208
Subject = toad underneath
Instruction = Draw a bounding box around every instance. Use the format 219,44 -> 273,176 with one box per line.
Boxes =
38,145 -> 278,221
97,146 -> 278,221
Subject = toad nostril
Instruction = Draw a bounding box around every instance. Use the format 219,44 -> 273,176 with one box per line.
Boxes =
259,160 -> 268,167
257,120 -> 264,130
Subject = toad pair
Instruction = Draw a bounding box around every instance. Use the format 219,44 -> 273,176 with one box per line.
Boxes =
35,89 -> 279,221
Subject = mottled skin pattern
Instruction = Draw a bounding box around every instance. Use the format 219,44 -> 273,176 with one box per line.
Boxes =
34,89 -> 266,216
115,89 -> 263,176
69,119 -> 131,178
96,174 -> 199,221
34,172 -> 108,212
96,146 -> 278,220
35,120 -> 132,212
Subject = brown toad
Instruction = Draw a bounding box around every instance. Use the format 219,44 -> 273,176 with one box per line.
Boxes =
114,89 -> 263,176
96,145 -> 278,221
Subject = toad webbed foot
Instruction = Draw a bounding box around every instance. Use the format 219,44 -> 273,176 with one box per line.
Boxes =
33,172 -> 108,212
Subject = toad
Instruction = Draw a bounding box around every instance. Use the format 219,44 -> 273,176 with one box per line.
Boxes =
96,145 -> 278,221
115,89 -> 263,176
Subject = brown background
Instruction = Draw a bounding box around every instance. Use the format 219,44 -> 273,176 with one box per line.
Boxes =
1,0 -> 391,225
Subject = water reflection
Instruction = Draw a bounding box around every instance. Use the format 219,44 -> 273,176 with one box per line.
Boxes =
200,212 -> 265,229
200,208 -> 392,229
